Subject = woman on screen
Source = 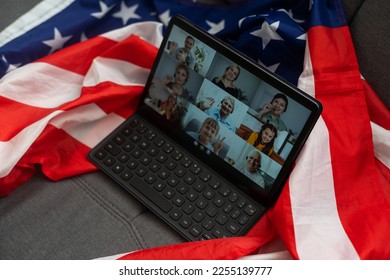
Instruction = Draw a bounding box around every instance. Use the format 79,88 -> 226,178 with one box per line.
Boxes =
256,93 -> 288,131
212,64 -> 244,100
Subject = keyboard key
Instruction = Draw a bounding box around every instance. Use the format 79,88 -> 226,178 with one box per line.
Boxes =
154,181 -> 165,192
213,228 -> 229,238
206,206 -> 219,218
130,177 -> 172,213
173,196 -> 185,207
180,218 -> 192,229
202,219 -> 215,230
216,214 -> 229,225
189,225 -> 203,237
196,198 -> 208,209
120,170 -> 133,181
163,189 -> 175,199
186,190 -> 199,202
169,210 -> 183,221
105,142 -> 120,156
103,157 -> 115,166
112,163 -> 124,174
113,134 -> 126,145
192,210 -> 205,223
118,153 -> 130,163
204,189 -> 216,200
95,150 -> 107,159
213,196 -> 225,207
226,223 -> 241,235
183,203 -> 195,215
238,215 -> 249,225
244,204 -> 257,216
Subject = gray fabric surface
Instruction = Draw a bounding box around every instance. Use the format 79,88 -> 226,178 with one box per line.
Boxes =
0,170 -> 183,259
0,0 -> 42,30
0,0 -> 388,259
346,0 -> 390,108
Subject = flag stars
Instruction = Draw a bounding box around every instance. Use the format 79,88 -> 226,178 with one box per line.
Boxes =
42,28 -> 73,53
113,3 -> 141,25
1,55 -> 21,73
250,20 -> 284,50
206,19 -> 225,34
159,10 -> 171,26
91,1 -> 114,19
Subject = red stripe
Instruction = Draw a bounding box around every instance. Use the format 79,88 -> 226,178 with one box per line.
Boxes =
80,82 -> 144,118
100,35 -> 158,69
267,182 -> 298,259
37,36 -> 117,75
25,125 -> 97,181
0,96 -> 53,141
309,26 -> 390,259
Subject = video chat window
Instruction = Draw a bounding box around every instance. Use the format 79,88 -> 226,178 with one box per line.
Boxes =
144,25 -> 311,191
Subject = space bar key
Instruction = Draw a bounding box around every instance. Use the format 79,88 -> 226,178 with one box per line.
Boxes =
130,177 -> 173,213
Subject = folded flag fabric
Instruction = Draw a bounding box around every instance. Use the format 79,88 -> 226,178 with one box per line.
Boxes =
0,0 -> 389,259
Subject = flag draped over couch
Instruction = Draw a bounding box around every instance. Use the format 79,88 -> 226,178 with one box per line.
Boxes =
0,0 -> 389,259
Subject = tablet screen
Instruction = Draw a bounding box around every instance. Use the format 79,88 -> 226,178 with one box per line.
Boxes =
141,16 -> 321,202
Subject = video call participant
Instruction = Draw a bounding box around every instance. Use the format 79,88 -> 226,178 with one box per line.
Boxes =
236,150 -> 265,189
246,123 -> 278,156
162,62 -> 190,100
158,94 -> 185,124
212,64 -> 243,100
197,96 -> 236,132
257,93 -> 288,131
187,117 -> 225,156
168,35 -> 195,67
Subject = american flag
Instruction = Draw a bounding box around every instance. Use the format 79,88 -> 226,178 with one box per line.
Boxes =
0,0 -> 389,259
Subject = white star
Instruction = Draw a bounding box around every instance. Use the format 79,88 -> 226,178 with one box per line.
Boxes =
2,55 -> 21,73
206,19 -> 225,34
91,1 -> 114,19
297,33 -> 307,41
112,3 -> 141,25
80,33 -> 89,42
159,10 -> 171,26
258,59 -> 280,73
42,28 -> 73,53
250,21 -> 284,50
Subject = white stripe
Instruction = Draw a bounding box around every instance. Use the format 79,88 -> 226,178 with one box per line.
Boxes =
291,42 -> 359,259
0,0 -> 75,47
0,103 -> 124,178
371,121 -> 390,168
100,21 -> 163,47
49,103 -> 125,148
84,57 -> 150,87
0,110 -> 63,178
0,62 -> 83,108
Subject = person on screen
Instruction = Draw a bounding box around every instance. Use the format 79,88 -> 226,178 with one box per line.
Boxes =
236,150 -> 265,189
256,93 -> 288,131
162,62 -> 190,100
168,35 -> 195,67
212,64 -> 244,100
187,117 -> 225,155
158,93 -> 185,123
246,123 -> 278,156
197,96 -> 236,132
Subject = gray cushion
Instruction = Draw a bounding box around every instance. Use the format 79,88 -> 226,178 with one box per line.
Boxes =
0,171 -> 184,259
344,0 -> 390,108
